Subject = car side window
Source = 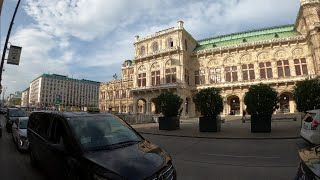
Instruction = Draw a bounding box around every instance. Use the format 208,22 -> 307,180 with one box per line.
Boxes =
48,117 -> 67,145
38,114 -> 52,140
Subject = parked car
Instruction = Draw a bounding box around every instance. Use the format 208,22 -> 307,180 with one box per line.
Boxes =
0,107 -> 7,114
12,117 -> 29,151
28,111 -> 177,180
294,145 -> 320,179
5,108 -> 28,133
300,109 -> 320,145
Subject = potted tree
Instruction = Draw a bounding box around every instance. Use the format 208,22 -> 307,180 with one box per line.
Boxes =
244,84 -> 278,133
156,92 -> 183,130
193,87 -> 223,132
293,76 -> 320,112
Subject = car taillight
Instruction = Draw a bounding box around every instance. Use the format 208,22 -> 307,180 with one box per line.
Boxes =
311,120 -> 318,130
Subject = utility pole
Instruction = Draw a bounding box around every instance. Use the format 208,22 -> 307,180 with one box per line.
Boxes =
0,0 -> 21,92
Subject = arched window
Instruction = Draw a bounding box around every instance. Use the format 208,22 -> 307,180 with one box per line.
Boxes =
152,42 -> 159,52
167,38 -> 173,47
140,46 -> 145,55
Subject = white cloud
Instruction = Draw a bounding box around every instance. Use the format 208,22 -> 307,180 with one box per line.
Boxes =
2,26 -> 70,95
2,0 -> 301,96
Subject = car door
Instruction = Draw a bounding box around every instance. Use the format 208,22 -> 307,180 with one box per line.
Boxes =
46,116 -> 71,180
35,113 -> 54,173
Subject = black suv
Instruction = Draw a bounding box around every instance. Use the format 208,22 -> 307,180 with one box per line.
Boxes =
28,111 -> 176,180
6,108 -> 28,133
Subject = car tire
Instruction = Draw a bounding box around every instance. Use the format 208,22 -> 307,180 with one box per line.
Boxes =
30,148 -> 38,168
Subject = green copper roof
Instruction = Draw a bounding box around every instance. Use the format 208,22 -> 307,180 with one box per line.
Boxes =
195,25 -> 300,51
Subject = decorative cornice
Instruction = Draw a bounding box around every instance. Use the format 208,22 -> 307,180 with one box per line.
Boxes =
194,35 -> 305,55
300,0 -> 320,6
134,27 -> 183,44
134,46 -> 180,60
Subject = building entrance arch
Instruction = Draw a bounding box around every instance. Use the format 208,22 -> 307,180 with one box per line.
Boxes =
227,96 -> 240,115
137,98 -> 147,113
279,92 -> 293,113
150,98 -> 159,114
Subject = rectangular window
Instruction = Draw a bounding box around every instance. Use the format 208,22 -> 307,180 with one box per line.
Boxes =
242,64 -> 248,81
259,62 -> 273,79
277,60 -> 290,77
137,73 -> 146,87
225,66 -> 237,82
166,67 -> 176,84
248,64 -> 255,80
225,67 -> 231,82
294,58 -> 308,76
209,68 -> 221,84
200,69 -> 205,84
151,71 -> 160,86
195,70 -> 200,85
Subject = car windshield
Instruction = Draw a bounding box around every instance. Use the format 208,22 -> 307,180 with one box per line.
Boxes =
8,109 -> 28,117
304,113 -> 317,122
19,119 -> 28,129
68,115 -> 142,151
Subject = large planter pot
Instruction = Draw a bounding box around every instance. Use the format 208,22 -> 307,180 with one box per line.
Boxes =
158,116 -> 180,130
199,116 -> 221,132
251,114 -> 272,133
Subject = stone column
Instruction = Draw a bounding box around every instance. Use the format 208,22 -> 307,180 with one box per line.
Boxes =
146,101 -> 151,114
133,98 -> 137,114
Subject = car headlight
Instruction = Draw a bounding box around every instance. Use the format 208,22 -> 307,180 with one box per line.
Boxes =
19,134 -> 28,140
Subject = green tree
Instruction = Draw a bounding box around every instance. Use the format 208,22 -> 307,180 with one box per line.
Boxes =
244,84 -> 278,117
156,92 -> 183,117
293,77 -> 320,112
192,87 -> 223,117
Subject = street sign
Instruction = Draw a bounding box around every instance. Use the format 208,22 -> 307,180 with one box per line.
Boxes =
7,45 -> 22,65
55,95 -> 61,105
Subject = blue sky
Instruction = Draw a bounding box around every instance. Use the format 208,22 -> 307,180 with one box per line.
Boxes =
1,0 -> 300,96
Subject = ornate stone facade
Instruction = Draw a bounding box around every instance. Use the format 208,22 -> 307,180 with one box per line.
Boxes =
99,1 -> 320,117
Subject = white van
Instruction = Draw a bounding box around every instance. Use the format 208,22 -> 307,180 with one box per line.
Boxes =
300,109 -> 320,145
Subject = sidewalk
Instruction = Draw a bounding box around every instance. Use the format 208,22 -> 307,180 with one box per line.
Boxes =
131,117 -> 302,139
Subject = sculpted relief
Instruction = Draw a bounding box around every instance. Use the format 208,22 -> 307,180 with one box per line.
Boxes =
208,59 -> 219,67
258,53 -> 269,61
275,50 -> 287,59
292,48 -> 304,57
240,54 -> 251,63
224,57 -> 235,65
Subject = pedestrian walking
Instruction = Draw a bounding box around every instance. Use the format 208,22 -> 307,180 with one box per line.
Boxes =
242,110 -> 247,123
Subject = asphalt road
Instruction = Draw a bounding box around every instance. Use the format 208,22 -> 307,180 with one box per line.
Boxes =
0,115 -> 46,180
0,114 -> 311,180
141,134 -> 311,180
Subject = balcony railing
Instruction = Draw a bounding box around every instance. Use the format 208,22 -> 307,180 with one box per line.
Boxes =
134,46 -> 180,60
194,75 -> 311,90
131,83 -> 180,91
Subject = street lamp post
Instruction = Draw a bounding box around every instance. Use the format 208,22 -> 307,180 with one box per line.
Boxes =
0,0 -> 21,92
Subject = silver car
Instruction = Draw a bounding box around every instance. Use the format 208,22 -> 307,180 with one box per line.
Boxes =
12,117 -> 29,151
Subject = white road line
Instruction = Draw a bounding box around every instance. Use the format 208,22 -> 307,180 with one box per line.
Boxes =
200,153 -> 281,159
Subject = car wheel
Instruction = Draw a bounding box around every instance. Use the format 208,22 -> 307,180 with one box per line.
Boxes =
30,148 -> 38,168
